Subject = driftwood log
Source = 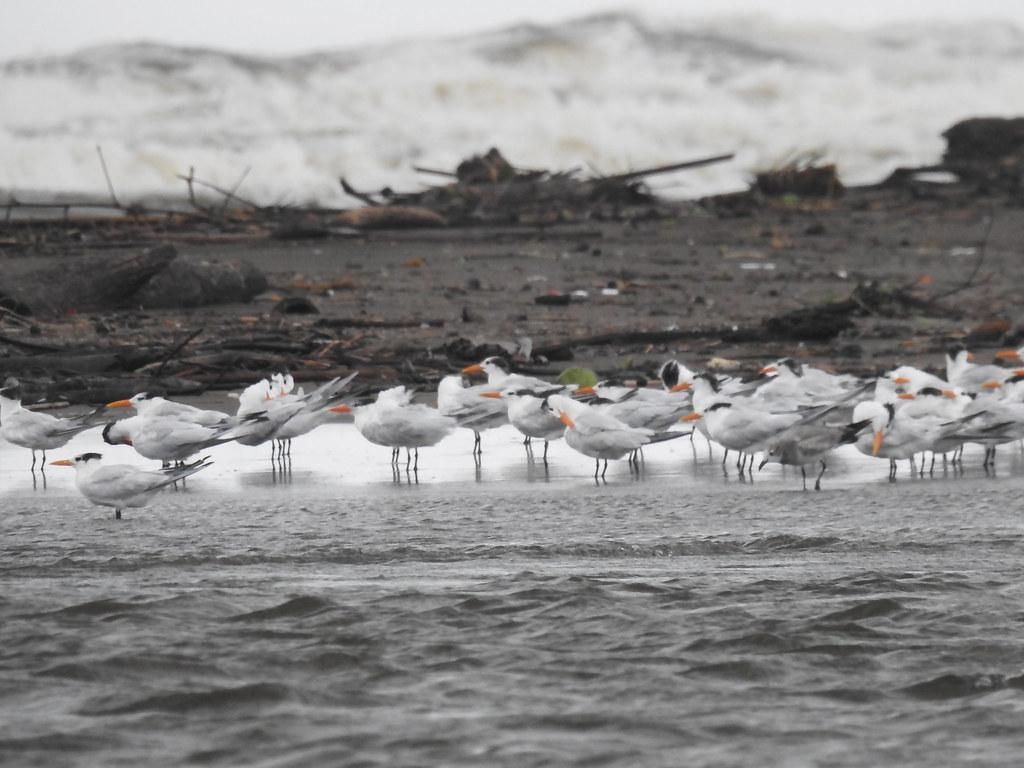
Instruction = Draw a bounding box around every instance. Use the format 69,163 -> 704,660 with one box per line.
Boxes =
1,244 -> 178,316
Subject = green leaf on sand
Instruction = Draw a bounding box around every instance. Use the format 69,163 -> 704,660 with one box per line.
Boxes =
558,367 -> 598,387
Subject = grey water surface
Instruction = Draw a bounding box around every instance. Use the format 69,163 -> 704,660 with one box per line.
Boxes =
3,428 -> 1024,767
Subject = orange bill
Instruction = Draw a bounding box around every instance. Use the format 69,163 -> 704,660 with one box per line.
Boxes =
681,412 -> 702,422
871,430 -> 884,457
461,363 -> 484,374
479,391 -> 502,399
669,382 -> 691,393
980,381 -> 1002,390
106,399 -> 133,408
942,389 -> 958,399
558,412 -> 575,429
50,459 -> 74,466
759,366 -> 777,375
995,348 -> 1022,361
574,386 -> 594,396
897,392 -> 915,400
328,404 -> 352,414
892,376 -> 911,385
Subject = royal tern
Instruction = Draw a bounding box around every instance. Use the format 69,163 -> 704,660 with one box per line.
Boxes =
593,380 -> 692,432
887,365 -> 949,395
1,388 -> 100,470
546,394 -> 686,479
353,385 -> 457,470
437,374 -> 509,455
462,356 -> 553,392
480,386 -> 569,461
946,345 -> 1016,393
759,405 -> 872,490
685,374 -> 804,471
853,396 -> 986,478
103,414 -> 250,464
106,393 -> 230,427
50,452 -> 213,519
231,372 -> 358,455
754,358 -> 863,405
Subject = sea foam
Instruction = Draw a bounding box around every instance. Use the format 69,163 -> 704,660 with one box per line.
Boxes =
2,13 -> 1023,205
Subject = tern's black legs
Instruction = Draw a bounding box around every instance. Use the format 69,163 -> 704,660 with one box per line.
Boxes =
472,432 -> 482,456
814,460 -> 826,491
114,508 -> 122,520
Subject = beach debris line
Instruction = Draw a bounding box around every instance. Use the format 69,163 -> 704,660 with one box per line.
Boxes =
340,147 -> 735,225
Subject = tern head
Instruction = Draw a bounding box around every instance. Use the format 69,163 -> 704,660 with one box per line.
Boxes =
693,372 -> 721,392
945,343 -> 973,364
106,392 -> 152,409
102,421 -> 132,446
658,360 -> 694,392
759,444 -> 784,470
50,452 -> 103,468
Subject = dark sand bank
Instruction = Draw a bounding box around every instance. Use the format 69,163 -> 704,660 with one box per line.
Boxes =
1,182 -> 1022,402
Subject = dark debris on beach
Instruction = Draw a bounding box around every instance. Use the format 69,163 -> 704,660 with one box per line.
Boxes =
2,117 -> 1023,405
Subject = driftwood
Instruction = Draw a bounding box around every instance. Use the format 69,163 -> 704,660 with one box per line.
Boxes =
342,148 -> 735,226
1,244 -> 178,316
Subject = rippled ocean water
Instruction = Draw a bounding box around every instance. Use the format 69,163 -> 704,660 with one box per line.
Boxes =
4,427 -> 1024,766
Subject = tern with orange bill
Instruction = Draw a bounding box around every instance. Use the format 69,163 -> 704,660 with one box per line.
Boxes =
945,344 -> 1020,393
1,383 -> 101,471
353,385 -> 457,470
106,392 -> 230,427
462,356 -> 553,392
685,373 -> 805,473
480,386 -> 570,462
546,394 -> 686,479
50,452 -> 213,519
437,374 -> 509,456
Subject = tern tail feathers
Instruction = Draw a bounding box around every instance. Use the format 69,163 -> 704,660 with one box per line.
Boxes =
647,430 -> 691,444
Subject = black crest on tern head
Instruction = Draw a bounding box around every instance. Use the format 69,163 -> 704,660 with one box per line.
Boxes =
918,386 -> 943,397
777,358 -> 802,376
946,342 -> 969,358
883,402 -> 896,424
659,360 -> 680,390
101,422 -> 117,445
75,452 -> 103,462
695,371 -> 720,392
483,356 -> 511,374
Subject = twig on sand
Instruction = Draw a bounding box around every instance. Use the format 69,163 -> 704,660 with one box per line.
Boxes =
155,327 -> 205,378
930,212 -> 995,301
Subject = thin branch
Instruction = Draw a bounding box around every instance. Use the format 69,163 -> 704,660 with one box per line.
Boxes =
96,145 -> 121,208
155,327 -> 204,378
219,166 -> 252,214
413,166 -> 458,178
595,153 -> 735,185
931,212 -> 995,301
339,177 -> 381,207
176,170 -> 261,210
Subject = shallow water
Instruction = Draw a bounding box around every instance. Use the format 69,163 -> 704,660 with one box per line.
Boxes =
4,427 -> 1024,767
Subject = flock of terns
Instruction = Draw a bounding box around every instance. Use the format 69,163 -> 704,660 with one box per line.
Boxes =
2,342 -> 1024,518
